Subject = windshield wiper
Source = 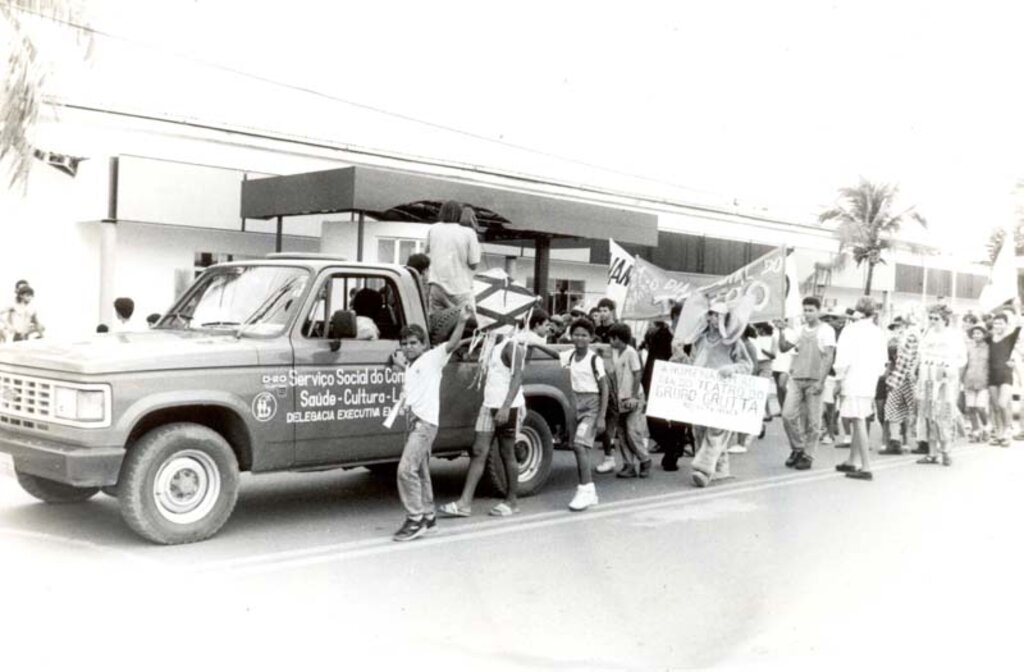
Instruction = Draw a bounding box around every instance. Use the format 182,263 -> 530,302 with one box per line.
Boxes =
235,279 -> 300,338
201,321 -> 241,328
162,310 -> 194,328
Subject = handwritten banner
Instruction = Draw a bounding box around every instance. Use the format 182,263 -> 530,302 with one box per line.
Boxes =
698,246 -> 788,322
622,256 -> 717,320
645,360 -> 771,434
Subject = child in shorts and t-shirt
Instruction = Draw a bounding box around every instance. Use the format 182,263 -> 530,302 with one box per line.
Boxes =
559,317 -> 608,511
964,325 -> 991,441
607,322 -> 652,478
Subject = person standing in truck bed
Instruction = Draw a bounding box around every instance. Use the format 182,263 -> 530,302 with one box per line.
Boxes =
425,200 -> 481,314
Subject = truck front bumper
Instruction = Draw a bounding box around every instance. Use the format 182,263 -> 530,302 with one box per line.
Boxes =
0,429 -> 124,487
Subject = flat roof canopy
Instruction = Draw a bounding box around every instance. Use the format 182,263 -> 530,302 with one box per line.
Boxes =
240,165 -> 658,247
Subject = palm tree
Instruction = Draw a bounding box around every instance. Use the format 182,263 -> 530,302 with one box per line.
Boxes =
1,1 -> 92,188
986,223 -> 1024,264
818,179 -> 927,295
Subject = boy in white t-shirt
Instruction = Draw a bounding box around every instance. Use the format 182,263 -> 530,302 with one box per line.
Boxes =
390,305 -> 472,542
559,318 -> 608,511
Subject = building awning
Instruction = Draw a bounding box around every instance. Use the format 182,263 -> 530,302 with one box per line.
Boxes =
240,165 -> 658,247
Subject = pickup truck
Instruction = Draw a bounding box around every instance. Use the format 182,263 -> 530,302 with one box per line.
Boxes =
0,255 -> 575,544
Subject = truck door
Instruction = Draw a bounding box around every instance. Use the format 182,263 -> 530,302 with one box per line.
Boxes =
434,343 -> 484,451
289,269 -> 407,466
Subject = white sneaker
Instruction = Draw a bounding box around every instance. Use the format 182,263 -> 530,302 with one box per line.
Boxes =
820,435 -> 834,445
568,483 -> 599,511
727,444 -> 747,454
595,456 -> 617,473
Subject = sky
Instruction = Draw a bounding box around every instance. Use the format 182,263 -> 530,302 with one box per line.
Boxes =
24,0 -> 1024,258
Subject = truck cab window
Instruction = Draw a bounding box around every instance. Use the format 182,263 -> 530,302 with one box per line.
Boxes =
301,274 -> 405,341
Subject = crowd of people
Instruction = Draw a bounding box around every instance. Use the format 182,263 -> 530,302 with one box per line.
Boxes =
387,199 -> 1018,541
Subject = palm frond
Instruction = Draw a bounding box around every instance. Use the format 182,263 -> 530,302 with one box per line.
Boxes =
1,1 -> 93,189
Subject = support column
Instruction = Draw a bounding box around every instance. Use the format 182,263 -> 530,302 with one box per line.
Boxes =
98,221 -> 117,328
533,236 -> 551,306
356,211 -> 365,261
99,157 -> 119,327
275,216 -> 283,253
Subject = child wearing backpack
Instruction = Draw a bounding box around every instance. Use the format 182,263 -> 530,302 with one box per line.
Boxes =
559,318 -> 608,511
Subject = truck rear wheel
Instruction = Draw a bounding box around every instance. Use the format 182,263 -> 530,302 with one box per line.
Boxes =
15,471 -> 99,503
484,409 -> 553,497
118,422 -> 240,545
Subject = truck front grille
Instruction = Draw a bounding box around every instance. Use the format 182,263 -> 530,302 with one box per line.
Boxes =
0,414 -> 49,431
0,374 -> 53,422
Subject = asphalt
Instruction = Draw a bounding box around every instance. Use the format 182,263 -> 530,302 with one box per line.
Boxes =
1,420 -> 1021,670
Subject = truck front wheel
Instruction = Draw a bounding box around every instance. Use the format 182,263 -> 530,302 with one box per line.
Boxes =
15,472 -> 99,503
118,423 -> 240,545
484,409 -> 553,497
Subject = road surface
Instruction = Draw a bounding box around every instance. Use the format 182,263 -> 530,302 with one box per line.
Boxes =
1,422 -> 1020,670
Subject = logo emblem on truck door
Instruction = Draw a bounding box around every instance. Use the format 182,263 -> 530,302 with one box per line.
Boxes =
251,391 -> 278,422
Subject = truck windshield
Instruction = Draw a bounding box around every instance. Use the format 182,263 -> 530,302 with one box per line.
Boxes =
158,266 -> 310,336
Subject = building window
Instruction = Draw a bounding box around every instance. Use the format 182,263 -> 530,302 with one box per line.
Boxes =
525,278 -> 586,314
377,237 -> 424,265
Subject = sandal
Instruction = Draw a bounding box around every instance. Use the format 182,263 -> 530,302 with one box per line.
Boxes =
489,502 -> 520,517
916,455 -> 939,465
438,501 -> 471,518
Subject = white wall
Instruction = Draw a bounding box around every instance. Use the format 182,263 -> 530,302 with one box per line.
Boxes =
0,159 -> 108,340
106,221 -> 318,328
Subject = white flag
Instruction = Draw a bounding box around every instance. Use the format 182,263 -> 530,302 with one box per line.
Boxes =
607,239 -> 635,318
784,252 -> 803,318
980,228 -> 1018,311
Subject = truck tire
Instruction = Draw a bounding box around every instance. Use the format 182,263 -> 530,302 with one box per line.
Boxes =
15,471 -> 99,503
484,409 -> 553,497
118,423 -> 240,545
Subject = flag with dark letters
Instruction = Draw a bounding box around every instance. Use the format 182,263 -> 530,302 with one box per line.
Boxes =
472,269 -> 540,331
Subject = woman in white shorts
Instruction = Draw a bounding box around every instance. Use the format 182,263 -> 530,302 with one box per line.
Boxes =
833,298 -> 888,480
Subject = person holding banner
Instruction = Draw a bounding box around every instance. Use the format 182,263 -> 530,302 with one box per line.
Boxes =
390,306 -> 474,542
673,295 -> 756,488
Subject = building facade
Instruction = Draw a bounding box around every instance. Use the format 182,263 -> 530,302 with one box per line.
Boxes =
0,106 -> 990,339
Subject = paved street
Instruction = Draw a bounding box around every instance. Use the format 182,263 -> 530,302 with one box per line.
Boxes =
1,422 -> 1021,670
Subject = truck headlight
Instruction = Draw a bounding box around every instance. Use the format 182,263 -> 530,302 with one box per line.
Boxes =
54,387 -> 107,422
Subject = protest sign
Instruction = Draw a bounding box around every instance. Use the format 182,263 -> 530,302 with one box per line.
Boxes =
646,360 -> 772,435
607,239 -> 635,318
698,246 -> 788,322
622,256 -> 716,320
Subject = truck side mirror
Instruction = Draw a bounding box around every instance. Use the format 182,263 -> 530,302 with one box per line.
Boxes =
328,310 -> 357,351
